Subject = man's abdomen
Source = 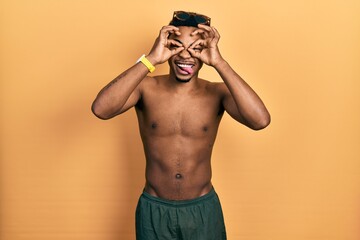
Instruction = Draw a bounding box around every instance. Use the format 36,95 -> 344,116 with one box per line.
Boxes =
142,136 -> 214,200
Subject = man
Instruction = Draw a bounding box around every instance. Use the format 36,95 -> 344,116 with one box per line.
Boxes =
92,11 -> 270,240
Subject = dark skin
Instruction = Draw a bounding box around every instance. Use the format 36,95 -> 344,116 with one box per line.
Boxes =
92,25 -> 270,200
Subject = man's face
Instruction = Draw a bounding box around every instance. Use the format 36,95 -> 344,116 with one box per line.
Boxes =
168,26 -> 203,82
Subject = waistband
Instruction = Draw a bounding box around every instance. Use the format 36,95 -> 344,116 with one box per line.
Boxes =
141,188 -> 217,207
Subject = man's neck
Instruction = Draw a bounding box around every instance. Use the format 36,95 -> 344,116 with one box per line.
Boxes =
167,72 -> 200,92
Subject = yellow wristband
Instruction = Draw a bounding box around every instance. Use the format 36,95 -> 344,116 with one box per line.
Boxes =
137,54 -> 155,73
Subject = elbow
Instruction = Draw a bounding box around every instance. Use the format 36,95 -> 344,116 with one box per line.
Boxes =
91,101 -> 112,120
251,112 -> 271,131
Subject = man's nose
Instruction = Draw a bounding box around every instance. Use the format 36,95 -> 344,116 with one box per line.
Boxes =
178,48 -> 191,58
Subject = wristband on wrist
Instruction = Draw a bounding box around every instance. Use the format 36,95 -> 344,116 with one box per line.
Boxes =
137,54 -> 155,73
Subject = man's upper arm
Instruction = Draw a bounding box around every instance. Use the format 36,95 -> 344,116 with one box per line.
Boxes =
219,83 -> 246,125
115,78 -> 145,115
117,88 -> 141,114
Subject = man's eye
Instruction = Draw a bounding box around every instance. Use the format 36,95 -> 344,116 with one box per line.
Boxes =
170,44 -> 179,49
193,48 -> 202,52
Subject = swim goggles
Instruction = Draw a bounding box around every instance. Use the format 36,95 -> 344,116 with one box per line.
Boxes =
172,11 -> 211,26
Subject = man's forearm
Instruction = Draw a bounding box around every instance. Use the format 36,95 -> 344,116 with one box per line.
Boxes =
215,60 -> 270,129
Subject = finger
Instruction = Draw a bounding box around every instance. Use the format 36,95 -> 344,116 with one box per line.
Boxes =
197,24 -> 212,31
212,26 -> 220,40
191,29 -> 206,36
170,40 -> 182,46
167,39 -> 183,48
171,46 -> 185,56
192,30 -> 211,40
189,39 -> 205,59
188,47 -> 201,59
167,25 -> 181,35
170,29 -> 181,36
161,25 -> 180,32
203,24 -> 218,35
195,25 -> 216,39
190,39 -> 206,49
160,25 -> 181,38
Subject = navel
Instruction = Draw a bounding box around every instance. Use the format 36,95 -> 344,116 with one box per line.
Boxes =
175,173 -> 183,179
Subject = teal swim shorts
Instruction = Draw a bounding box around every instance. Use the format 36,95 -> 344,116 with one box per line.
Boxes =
135,188 -> 227,240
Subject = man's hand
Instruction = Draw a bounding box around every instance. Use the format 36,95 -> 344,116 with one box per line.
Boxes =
188,24 -> 224,67
147,26 -> 185,65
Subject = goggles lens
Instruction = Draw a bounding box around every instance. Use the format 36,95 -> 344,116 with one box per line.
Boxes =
173,11 -> 211,26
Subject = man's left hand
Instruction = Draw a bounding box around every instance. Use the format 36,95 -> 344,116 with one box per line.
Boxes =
188,24 -> 224,67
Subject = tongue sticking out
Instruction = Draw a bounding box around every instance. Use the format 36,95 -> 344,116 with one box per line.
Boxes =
179,66 -> 193,74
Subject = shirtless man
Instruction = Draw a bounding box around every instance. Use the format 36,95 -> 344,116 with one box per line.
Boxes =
92,11 -> 270,240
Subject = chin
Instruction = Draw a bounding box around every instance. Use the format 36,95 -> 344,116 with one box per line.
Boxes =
174,67 -> 197,82
176,76 -> 191,83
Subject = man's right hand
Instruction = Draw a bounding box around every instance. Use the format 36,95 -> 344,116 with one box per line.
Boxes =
147,26 -> 184,65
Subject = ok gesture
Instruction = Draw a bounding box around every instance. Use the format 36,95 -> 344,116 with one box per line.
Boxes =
188,24 -> 223,67
147,26 -> 185,65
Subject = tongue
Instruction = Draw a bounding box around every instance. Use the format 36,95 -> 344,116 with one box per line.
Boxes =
180,66 -> 193,74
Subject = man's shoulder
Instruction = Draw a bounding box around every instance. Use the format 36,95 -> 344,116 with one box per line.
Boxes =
142,74 -> 163,83
141,74 -> 170,86
197,78 -> 222,85
199,78 -> 226,92
138,75 -> 164,91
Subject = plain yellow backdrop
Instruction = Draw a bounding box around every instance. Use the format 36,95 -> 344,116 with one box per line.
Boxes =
1,0 -> 360,239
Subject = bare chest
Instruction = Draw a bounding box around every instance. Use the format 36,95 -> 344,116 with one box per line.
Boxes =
136,90 -> 223,137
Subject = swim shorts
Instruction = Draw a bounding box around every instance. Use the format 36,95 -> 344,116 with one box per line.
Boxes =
135,188 -> 227,240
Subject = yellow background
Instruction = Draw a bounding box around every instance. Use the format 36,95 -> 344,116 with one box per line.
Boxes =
1,0 -> 360,239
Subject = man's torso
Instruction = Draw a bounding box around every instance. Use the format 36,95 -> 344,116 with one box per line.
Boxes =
135,75 -> 226,200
